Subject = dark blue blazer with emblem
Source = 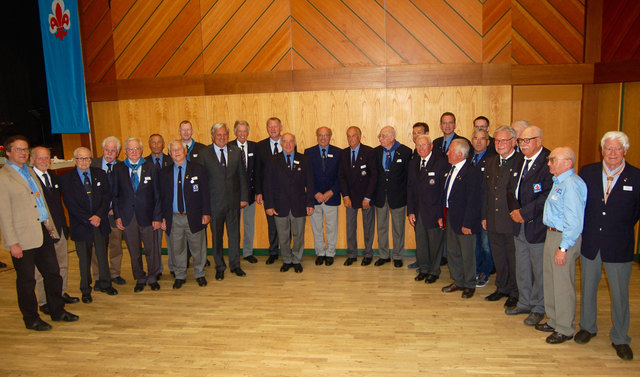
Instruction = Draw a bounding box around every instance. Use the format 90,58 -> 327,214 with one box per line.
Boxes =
373,143 -> 412,209
264,152 -> 315,218
305,144 -> 341,206
444,161 -> 482,234
338,144 -> 377,209
34,168 -> 68,238
160,161 -> 211,235
111,160 -> 161,227
407,155 -> 448,229
580,162 -> 640,263
60,167 -> 111,241
506,147 -> 552,243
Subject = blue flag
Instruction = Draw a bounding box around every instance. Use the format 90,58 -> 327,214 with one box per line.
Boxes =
38,0 -> 90,134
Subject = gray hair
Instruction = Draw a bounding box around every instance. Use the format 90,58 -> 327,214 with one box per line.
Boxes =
30,146 -> 50,159
415,134 -> 432,144
102,136 -> 121,152
601,131 -> 630,152
450,139 -> 470,158
73,147 -> 91,159
124,137 -> 142,149
211,122 -> 229,135
472,129 -> 489,139
168,140 -> 187,151
234,120 -> 250,133
494,126 -> 516,139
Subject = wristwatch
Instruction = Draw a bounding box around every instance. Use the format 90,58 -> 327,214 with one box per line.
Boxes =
559,247 -> 567,253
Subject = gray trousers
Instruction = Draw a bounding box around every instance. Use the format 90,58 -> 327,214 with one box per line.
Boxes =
211,206 -> 241,272
122,216 -> 161,284
169,214 -> 207,280
35,236 -> 68,305
375,200 -> 406,260
155,228 -> 172,272
488,230 -> 518,297
241,202 -> 256,257
543,230 -> 580,336
77,228 -> 111,295
514,224 -> 545,314
310,203 -> 338,257
415,213 -> 444,276
580,252 -> 632,345
274,211 -> 306,264
92,222 -> 123,279
445,216 -> 476,288
345,206 -> 375,258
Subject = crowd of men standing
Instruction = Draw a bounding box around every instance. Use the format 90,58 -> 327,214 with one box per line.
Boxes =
0,113 -> 637,361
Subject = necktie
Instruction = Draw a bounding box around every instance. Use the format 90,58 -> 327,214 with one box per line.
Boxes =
241,145 -> 247,169
177,166 -> 185,213
83,172 -> 92,208
287,154 -> 292,170
472,154 -> 479,166
219,148 -> 226,168
273,142 -> 279,155
444,165 -> 456,207
43,172 -> 52,188
442,140 -> 448,154
155,157 -> 161,168
384,150 -> 391,172
321,148 -> 326,172
517,159 -> 531,199
107,163 -> 112,173
500,158 -> 506,167
130,164 -> 139,191
421,159 -> 426,171
604,161 -> 625,204
351,150 -> 356,166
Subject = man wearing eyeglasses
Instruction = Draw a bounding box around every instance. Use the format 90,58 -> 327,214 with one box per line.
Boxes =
505,126 -> 553,327
60,147 -> 117,304
575,131 -> 640,360
536,147 -> 586,344
432,112 -> 471,160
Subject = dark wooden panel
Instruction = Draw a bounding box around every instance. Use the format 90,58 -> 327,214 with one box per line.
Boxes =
86,37 -> 116,84
117,75 -> 205,99
111,0 -> 161,59
512,64 -> 593,84
205,71 -> 293,95
86,80 -> 118,102
386,64 -> 483,88
159,25 -> 204,77
482,2 -> 511,63
584,0 -> 602,63
292,66 -> 385,91
594,59 -> 640,83
602,0 -> 640,61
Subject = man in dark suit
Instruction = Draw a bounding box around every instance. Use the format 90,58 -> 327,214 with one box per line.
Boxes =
90,136 -> 126,286
482,126 -> 521,309
338,126 -> 377,266
0,135 -> 78,331
306,127 -> 341,266
576,131 -> 639,361
373,126 -> 411,267
469,129 -> 495,288
112,137 -> 162,292
407,135 -> 447,284
30,146 -> 79,314
441,139 -> 482,298
230,120 -> 259,264
160,140 -> 211,289
432,112 -> 471,160
505,126 -> 552,327
264,133 -> 314,273
198,123 -> 249,281
255,117 -> 284,264
60,147 -> 118,304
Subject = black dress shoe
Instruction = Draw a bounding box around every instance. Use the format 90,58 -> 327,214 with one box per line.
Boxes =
150,282 -> 160,291
26,318 -> 52,331
280,263 -> 292,272
393,259 -> 403,268
325,257 -> 334,266
315,256 -> 325,265
374,258 -> 390,266
173,279 -> 185,289
505,306 -> 530,315
134,283 -> 145,293
546,331 -> 572,344
361,257 -> 372,266
215,271 -> 224,281
111,276 -> 126,285
244,255 -> 258,264
425,274 -> 438,284
504,296 -> 518,309
441,283 -> 462,293
293,263 -> 303,273
462,288 -> 475,299
524,312 -> 545,326
612,343 -> 634,361
51,310 -> 79,322
82,294 -> 92,303
101,286 -> 118,296
93,284 -> 100,292
535,322 -> 554,332
62,292 -> 80,303
205,258 -> 211,267
414,273 -> 428,281
0,260 -> 7,268
231,268 -> 246,277
39,304 -> 50,315
574,329 -> 596,344
344,257 -> 356,266
266,255 -> 279,265
485,290 -> 508,301
196,277 -> 207,287
440,256 -> 448,266
170,271 -> 176,278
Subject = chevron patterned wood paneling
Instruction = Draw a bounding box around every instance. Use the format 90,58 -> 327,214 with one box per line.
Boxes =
602,0 -> 640,62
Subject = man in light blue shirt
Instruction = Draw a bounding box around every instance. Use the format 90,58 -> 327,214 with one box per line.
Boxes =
536,147 -> 587,344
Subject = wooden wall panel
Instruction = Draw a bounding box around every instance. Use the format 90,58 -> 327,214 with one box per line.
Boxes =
593,83 -> 622,161
621,82 -> 640,167
602,0 -> 640,62
483,0 -> 512,63
91,101 -> 123,159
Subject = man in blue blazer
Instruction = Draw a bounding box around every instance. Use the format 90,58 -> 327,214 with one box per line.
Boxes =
576,131 -> 640,361
264,133 -> 315,273
305,127 -> 341,266
112,138 -> 162,292
60,147 -> 117,303
505,126 -> 553,327
160,140 -> 211,289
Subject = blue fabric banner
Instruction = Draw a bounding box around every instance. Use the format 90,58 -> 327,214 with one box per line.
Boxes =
38,0 -> 90,134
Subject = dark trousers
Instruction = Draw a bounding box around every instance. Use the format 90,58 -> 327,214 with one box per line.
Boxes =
122,216 -> 160,284
415,214 -> 444,276
265,210 -> 280,256
211,206 -> 241,272
12,223 -> 64,324
445,217 -> 476,289
488,231 -> 518,297
345,206 -> 375,258
76,228 -> 112,295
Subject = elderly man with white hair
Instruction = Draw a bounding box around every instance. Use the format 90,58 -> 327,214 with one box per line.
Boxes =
575,131 -> 640,360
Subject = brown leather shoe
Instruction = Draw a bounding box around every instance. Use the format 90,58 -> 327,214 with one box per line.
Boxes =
462,288 -> 475,299
441,283 -> 462,293
546,331 -> 573,344
612,343 -> 633,361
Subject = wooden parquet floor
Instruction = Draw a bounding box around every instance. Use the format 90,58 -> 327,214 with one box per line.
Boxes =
0,248 -> 638,376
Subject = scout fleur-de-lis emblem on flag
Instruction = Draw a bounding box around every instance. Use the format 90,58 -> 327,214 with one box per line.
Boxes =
48,0 -> 71,40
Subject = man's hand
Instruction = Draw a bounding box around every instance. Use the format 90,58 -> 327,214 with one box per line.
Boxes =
343,197 -> 352,208
554,249 -> 567,266
314,192 -> 324,203
461,226 -> 472,235
152,221 -> 162,230
89,215 -> 101,228
115,218 -> 125,231
362,198 -> 371,210
481,219 -> 487,231
255,194 -> 263,205
306,207 -> 314,216
240,201 -> 248,209
202,215 -> 211,225
323,190 -> 334,202
161,219 -> 167,231
510,209 -> 525,223
408,214 -> 416,227
10,244 -> 23,259
437,218 -> 443,229
266,208 -> 277,216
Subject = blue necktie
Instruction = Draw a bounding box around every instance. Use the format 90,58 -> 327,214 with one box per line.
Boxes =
130,164 -> 139,191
